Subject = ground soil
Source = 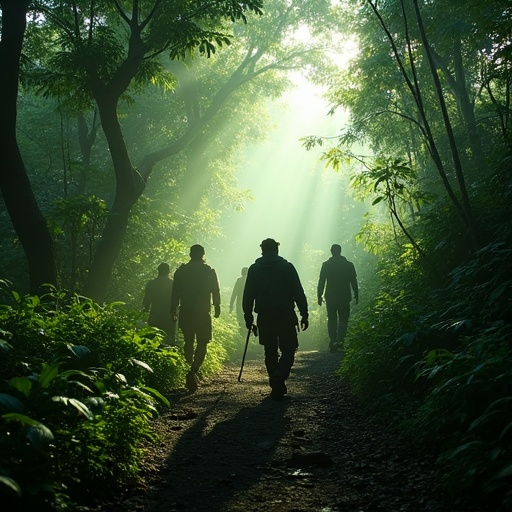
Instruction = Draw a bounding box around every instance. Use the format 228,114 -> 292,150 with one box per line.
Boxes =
89,349 -> 480,512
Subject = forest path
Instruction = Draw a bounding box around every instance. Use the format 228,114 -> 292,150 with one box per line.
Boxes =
90,349 -> 471,512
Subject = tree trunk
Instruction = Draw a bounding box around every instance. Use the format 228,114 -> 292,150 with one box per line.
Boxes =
82,92 -> 144,302
75,112 -> 100,195
82,28 -> 280,301
431,40 -> 487,177
413,0 -> 480,250
0,0 -> 58,294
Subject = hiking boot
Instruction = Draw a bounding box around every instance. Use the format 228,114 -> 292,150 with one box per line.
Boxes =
186,370 -> 199,392
269,377 -> 287,400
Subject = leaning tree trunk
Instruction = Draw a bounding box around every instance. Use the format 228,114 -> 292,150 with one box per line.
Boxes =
82,92 -> 144,302
0,0 -> 58,294
82,23 -> 282,302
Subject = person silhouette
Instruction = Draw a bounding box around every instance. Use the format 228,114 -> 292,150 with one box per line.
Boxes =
229,267 -> 248,329
243,238 -> 308,400
317,244 -> 358,352
170,245 -> 221,392
142,262 -> 176,344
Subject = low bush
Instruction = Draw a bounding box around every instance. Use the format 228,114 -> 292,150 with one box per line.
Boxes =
0,288 -> 174,510
341,243 -> 512,509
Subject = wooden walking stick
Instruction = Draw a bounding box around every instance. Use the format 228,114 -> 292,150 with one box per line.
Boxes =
238,325 -> 256,382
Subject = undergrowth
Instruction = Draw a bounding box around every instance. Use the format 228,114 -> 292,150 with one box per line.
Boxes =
341,243 -> 512,509
0,286 -> 237,510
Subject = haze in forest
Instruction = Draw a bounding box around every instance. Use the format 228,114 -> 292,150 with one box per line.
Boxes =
3,1 -> 512,511
209,79 -> 358,298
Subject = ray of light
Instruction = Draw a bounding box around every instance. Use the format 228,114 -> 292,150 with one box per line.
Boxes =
211,81 -> 359,298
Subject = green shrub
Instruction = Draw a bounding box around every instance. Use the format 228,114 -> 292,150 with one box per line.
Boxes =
340,241 -> 512,508
0,289 -> 174,510
193,314 -> 239,376
406,323 -> 512,508
340,289 -> 419,399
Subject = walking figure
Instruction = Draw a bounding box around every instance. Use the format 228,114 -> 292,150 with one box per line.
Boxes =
229,267 -> 248,329
142,262 -> 176,344
170,245 -> 221,392
243,238 -> 308,400
317,244 -> 358,352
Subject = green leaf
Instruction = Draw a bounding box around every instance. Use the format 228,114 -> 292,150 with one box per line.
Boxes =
0,476 -> 21,496
8,376 -> 33,397
67,380 -> 94,394
68,397 -> 94,419
115,373 -> 128,385
140,386 -> 170,407
468,410 -> 500,433
52,396 -> 93,419
0,393 -> 25,413
38,362 -> 61,388
2,413 -> 54,451
26,423 -> 55,453
3,412 -> 42,427
494,464 -> 512,480
443,441 -> 484,460
130,358 -> 154,373
0,338 -> 13,353
488,397 -> 512,410
83,396 -> 105,415
67,344 -> 92,359
59,369 -> 94,381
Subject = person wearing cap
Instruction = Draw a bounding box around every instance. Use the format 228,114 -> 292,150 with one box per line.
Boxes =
142,262 -> 176,345
170,245 -> 221,392
229,267 -> 249,330
242,238 -> 309,400
317,244 -> 358,352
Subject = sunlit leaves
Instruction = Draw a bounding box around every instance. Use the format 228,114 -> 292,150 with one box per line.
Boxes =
321,146 -> 350,172
0,475 -> 21,496
136,60 -> 176,92
167,25 -> 233,60
300,135 -> 324,150
129,357 -> 153,373
52,395 -> 94,419
7,377 -> 32,398
29,22 -> 125,112
25,0 -> 264,110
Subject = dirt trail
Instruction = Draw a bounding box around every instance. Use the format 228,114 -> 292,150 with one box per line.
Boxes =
90,350 -> 471,512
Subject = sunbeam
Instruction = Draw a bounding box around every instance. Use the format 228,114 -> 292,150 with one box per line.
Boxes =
212,80 -> 358,296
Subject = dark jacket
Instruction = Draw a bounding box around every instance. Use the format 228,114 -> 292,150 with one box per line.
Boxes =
243,254 -> 308,318
142,275 -> 174,330
170,260 -> 220,314
317,255 -> 358,303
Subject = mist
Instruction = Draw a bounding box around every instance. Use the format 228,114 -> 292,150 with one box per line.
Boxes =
207,79 -> 361,302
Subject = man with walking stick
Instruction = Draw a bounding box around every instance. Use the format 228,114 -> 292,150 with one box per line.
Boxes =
242,239 -> 309,400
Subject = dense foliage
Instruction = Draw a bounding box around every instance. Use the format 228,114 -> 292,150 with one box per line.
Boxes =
0,287 -> 237,510
314,0 -> 512,509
